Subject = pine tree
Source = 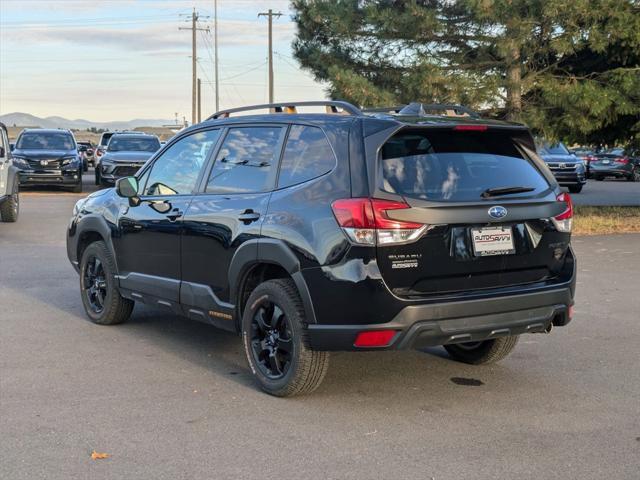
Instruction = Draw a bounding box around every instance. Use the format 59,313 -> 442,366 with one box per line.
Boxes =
292,0 -> 640,145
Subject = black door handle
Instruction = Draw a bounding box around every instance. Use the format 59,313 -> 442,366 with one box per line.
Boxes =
166,210 -> 183,222
238,210 -> 260,223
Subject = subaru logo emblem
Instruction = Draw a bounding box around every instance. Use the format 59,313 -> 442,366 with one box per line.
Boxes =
488,206 -> 507,219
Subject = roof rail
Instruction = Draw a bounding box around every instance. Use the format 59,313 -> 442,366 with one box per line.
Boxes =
207,101 -> 362,120
361,105 -> 406,114
399,102 -> 481,118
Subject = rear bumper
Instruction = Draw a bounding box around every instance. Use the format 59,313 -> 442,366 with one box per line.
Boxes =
590,167 -> 631,177
307,286 -> 573,351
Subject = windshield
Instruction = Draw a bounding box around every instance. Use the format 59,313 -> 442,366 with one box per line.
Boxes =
107,136 -> 160,152
379,129 -> 549,202
16,132 -> 75,150
539,142 -> 570,155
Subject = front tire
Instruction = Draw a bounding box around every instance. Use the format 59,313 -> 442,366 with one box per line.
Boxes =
242,278 -> 329,397
80,241 -> 133,325
0,179 -> 19,222
444,336 -> 519,365
568,184 -> 583,193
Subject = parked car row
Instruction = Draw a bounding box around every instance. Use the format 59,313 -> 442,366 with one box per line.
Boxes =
3,128 -> 163,194
569,146 -> 640,182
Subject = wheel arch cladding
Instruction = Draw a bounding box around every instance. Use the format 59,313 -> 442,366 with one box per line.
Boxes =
229,239 -> 317,324
75,215 -> 118,273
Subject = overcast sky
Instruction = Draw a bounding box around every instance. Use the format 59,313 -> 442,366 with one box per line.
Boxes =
0,0 -> 328,122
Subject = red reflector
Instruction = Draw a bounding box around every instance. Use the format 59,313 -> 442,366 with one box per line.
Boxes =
568,305 -> 574,319
354,330 -> 397,347
555,192 -> 573,220
453,125 -> 488,131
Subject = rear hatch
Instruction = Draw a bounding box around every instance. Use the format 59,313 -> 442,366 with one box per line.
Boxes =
372,126 -> 571,297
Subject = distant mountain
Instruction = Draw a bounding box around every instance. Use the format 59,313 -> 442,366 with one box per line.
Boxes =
0,112 -> 176,130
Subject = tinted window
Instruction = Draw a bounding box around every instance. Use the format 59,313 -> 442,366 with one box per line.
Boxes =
17,132 -> 74,150
206,127 -> 283,194
108,136 -> 160,152
277,125 -> 335,188
380,130 -> 549,202
143,129 -> 220,196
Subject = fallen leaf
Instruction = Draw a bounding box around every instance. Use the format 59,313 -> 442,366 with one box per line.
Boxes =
91,450 -> 110,460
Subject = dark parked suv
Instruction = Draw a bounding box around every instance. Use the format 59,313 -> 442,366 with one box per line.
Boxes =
12,128 -> 83,192
67,101 -> 576,396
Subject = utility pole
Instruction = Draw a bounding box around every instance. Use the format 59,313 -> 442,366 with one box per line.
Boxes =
214,0 -> 219,112
258,9 -> 282,104
179,9 -> 209,125
197,78 -> 202,123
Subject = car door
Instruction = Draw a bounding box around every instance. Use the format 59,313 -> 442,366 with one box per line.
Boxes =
180,125 -> 286,328
113,129 -> 221,306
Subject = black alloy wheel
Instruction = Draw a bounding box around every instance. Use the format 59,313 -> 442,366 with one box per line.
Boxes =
83,255 -> 108,314
249,301 -> 293,379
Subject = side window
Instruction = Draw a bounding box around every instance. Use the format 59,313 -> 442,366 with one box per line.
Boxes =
206,127 -> 283,194
278,125 -> 336,188
144,129 -> 220,196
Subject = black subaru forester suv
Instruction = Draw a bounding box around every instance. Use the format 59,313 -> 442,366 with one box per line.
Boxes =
67,101 -> 576,396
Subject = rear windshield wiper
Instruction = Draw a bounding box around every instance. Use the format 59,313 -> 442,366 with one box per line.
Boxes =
481,186 -> 535,198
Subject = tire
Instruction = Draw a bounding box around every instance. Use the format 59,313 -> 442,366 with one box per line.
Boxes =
627,167 -> 640,182
95,169 -> 100,186
242,278 -> 329,397
72,179 -> 83,193
444,336 -> 519,365
79,241 -> 134,325
594,176 -> 604,181
0,179 -> 19,222
568,184 -> 583,193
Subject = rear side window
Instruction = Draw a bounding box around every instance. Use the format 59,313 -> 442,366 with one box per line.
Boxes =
379,129 -> 549,202
206,127 -> 283,194
277,125 -> 335,188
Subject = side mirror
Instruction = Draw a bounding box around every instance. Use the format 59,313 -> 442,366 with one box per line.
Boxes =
116,176 -> 138,198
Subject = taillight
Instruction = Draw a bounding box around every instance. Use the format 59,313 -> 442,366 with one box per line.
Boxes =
586,155 -> 595,162
551,192 -> 573,233
615,157 -> 629,164
453,125 -> 488,131
331,198 -> 426,246
354,330 -> 398,348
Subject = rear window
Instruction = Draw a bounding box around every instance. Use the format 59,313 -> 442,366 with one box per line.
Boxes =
379,129 -> 549,202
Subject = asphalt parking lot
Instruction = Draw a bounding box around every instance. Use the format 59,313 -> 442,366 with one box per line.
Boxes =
1,174 -> 639,480
568,178 -> 640,206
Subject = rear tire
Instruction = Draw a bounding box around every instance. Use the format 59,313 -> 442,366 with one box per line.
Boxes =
568,184 -> 583,193
594,176 -> 604,181
444,336 -> 519,365
627,167 -> 639,182
242,278 -> 329,397
0,179 -> 19,222
79,241 -> 134,325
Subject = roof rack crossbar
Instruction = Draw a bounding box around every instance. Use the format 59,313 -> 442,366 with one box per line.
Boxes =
400,103 -> 481,118
207,101 -> 362,120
